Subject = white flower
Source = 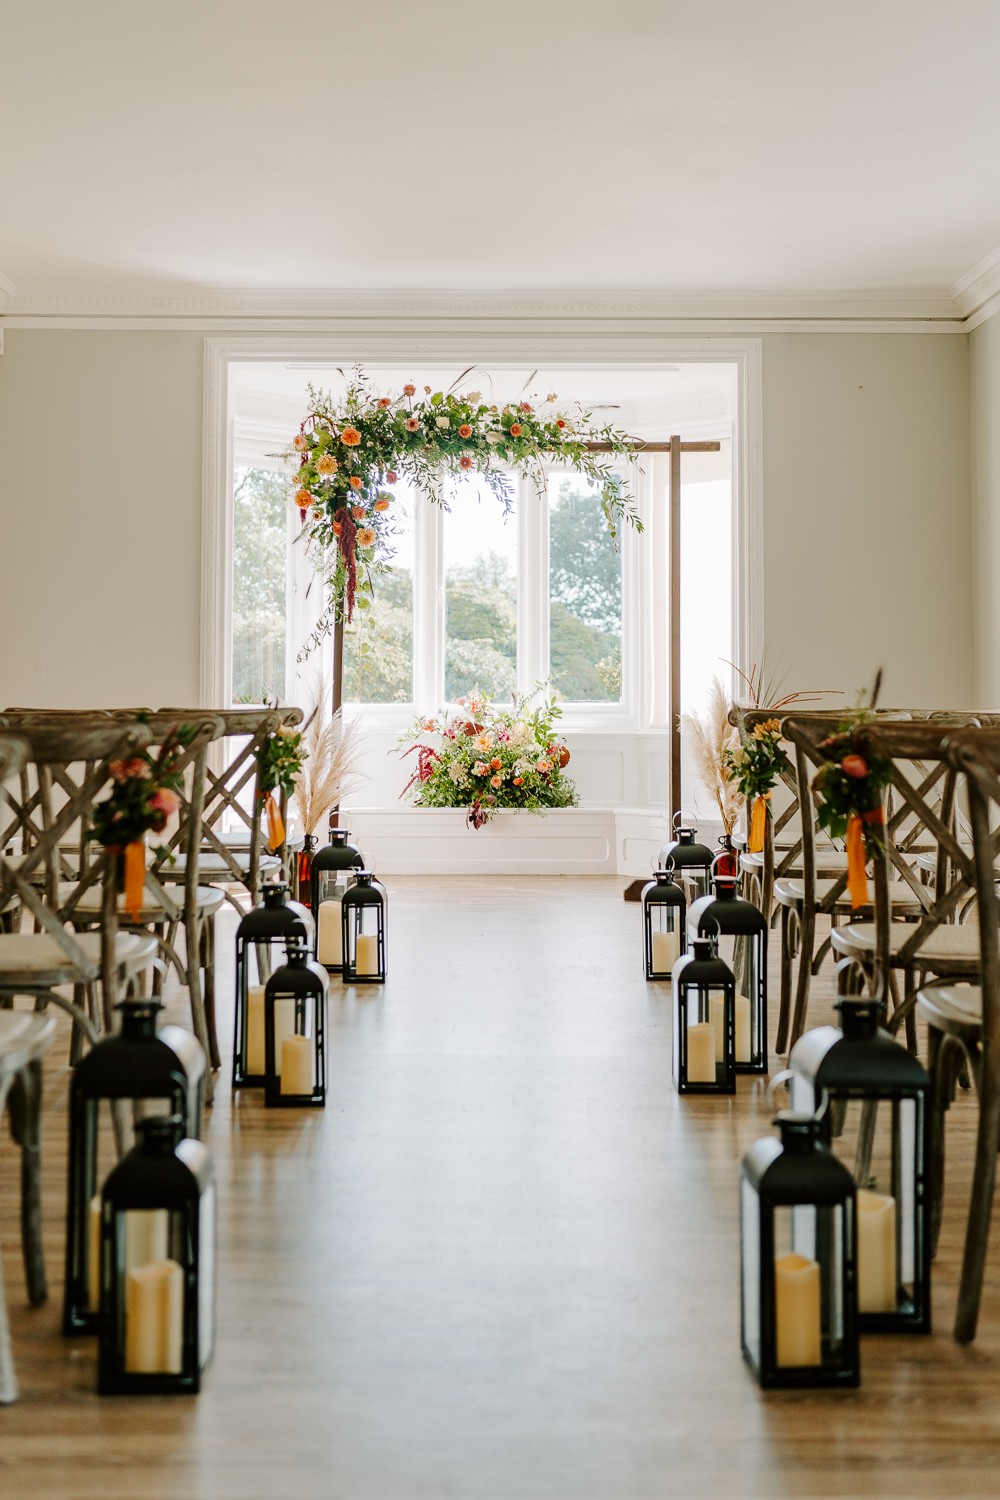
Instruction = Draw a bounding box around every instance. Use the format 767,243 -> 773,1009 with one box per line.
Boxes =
512,721 -> 533,746
465,391 -> 482,405
512,758 -> 530,777
485,430 -> 504,445
436,416 -> 451,430
448,763 -> 468,785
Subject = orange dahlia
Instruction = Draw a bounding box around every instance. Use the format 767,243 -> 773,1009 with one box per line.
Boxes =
458,424 -> 473,439
341,427 -> 362,447
509,423 -> 523,437
294,487 -> 313,507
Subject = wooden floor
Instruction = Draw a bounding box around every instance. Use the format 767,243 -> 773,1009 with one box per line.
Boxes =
3,877 -> 1000,1499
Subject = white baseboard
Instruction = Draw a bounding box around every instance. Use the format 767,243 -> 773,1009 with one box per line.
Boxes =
342,806 -> 673,876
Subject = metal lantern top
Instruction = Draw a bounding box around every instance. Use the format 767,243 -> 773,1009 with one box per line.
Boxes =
236,881 -> 314,944
265,938 -> 330,1002
689,862 -> 767,936
312,828 -> 364,874
658,813 -> 714,873
672,932 -> 733,987
342,871 -> 384,910
73,997 -> 206,1099
742,1112 -> 855,1205
641,867 -> 685,909
104,1113 -> 214,1208
789,997 -> 930,1096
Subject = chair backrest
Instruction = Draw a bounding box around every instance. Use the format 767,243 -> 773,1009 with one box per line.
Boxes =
943,728 -> 1000,1047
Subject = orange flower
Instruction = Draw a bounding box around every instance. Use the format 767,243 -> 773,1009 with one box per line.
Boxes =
341,427 -> 362,447
513,775 -> 523,786
386,470 -> 398,484
403,384 -> 416,397
357,526 -> 377,547
520,402 -> 532,414
490,757 -> 502,771
841,754 -> 869,779
352,504 -> 367,520
316,453 -> 338,475
378,397 -> 392,408
509,423 -> 523,437
405,416 -> 420,432
458,423 -> 473,439
490,774 -> 503,789
333,521 -> 342,536
555,419 -> 566,430
459,455 -> 473,469
294,487 -> 313,507
349,475 -> 364,490
374,496 -> 390,512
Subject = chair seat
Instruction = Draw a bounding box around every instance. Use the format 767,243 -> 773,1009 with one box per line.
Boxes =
59,884 -> 226,923
916,982 -> 983,1040
0,1011 -> 57,1076
831,920 -> 981,974
206,829 -> 304,852
0,931 -> 157,988
160,851 -> 282,881
774,877 -> 930,912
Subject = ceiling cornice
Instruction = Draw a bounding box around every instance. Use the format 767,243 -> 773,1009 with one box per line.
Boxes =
952,247 -> 1000,328
0,285 -> 966,332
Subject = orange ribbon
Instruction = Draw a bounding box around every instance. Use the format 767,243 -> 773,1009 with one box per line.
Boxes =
265,792 -> 285,851
123,840 -> 145,921
846,806 -> 885,910
749,794 -> 769,853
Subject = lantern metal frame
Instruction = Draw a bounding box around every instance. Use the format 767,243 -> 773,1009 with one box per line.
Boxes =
341,872 -> 387,985
263,938 -> 330,1107
788,995 -> 931,1334
98,1114 -> 215,1396
657,813 -> 714,904
688,860 -> 768,1075
641,865 -> 687,980
63,998 -> 205,1337
310,828 -> 364,971
232,881 -> 314,1089
740,1112 -> 860,1389
671,933 -> 736,1094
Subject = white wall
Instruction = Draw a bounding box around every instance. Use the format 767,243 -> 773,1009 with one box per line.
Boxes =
0,328 -> 975,730
971,310 -> 1000,705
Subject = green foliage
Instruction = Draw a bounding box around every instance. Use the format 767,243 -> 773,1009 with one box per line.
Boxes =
723,718 -> 790,801
811,716 -> 892,845
232,467 -> 287,705
89,733 -> 188,850
256,726 -> 305,799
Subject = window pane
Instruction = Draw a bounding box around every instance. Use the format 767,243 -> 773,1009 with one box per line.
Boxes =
444,476 -> 517,702
680,455 -> 734,821
548,474 -> 622,703
342,482 -> 415,704
232,466 -> 287,705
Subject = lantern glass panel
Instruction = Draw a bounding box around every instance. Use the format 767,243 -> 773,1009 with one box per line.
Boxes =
740,1177 -> 761,1369
673,958 -> 735,1093
642,873 -> 685,978
315,873 -> 351,969
267,992 -> 318,1098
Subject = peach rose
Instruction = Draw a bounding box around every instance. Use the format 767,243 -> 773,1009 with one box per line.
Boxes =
352,504 -> 367,520
349,476 -> 364,490
293,433 -> 309,451
150,787 -> 179,817
294,487 -> 313,508
386,470 -> 398,484
513,775 -> 524,786
490,757 -> 502,771
374,496 -> 390,512
490,774 -> 502,789
340,427 -> 362,447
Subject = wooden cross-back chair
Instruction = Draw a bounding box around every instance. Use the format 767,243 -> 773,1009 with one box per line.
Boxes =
915,727 -> 1000,1342
158,706 -> 303,907
783,718 -> 987,1048
0,721 -> 159,1044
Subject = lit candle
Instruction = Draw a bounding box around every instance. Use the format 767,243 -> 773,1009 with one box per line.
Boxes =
651,929 -> 679,973
88,1195 -> 102,1311
125,1209 -> 169,1271
280,1034 -> 314,1095
355,933 -> 379,976
317,899 -> 343,966
686,1021 -> 716,1083
774,1252 -> 822,1366
124,1259 -> 184,1374
246,984 -> 266,1074
735,993 -> 752,1064
857,1189 -> 897,1313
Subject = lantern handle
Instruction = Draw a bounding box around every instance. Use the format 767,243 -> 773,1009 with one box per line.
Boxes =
766,1069 -> 831,1124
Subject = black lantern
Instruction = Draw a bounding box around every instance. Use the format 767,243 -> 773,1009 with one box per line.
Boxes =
658,814 -> 714,903
671,933 -> 735,1094
641,865 -> 686,979
787,996 -> 931,1333
689,861 -> 767,1074
233,881 -> 314,1089
264,936 -> 330,1107
98,1114 -> 215,1395
63,999 -> 206,1336
310,828 -> 364,971
342,872 -> 387,985
741,1112 -> 859,1389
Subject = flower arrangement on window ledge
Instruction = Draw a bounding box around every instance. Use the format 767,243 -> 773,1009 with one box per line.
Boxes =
88,730 -> 190,918
398,689 -> 578,829
286,367 -> 640,655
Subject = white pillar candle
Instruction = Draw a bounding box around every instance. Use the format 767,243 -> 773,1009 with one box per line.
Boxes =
686,1021 -> 716,1083
317,900 -> 343,966
355,933 -> 379,976
735,993 -> 752,1064
651,929 -> 679,973
774,1252 -> 822,1367
88,1194 -> 102,1312
124,1259 -> 184,1374
269,1003 -> 297,1078
857,1189 -> 897,1313
246,984 -> 266,1074
709,993 -> 728,1063
280,1034 -> 314,1095
125,1209 -> 169,1272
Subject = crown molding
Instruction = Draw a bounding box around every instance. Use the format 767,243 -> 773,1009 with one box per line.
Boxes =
952,246 -> 1000,323
0,285 -> 966,332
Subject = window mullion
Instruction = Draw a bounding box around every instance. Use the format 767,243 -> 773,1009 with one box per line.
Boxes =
518,470 -> 548,696
413,482 -> 444,710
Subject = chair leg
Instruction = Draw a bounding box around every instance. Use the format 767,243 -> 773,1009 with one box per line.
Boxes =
183,921 -> 215,1105
788,905 -> 817,1053
776,905 -> 793,1055
201,917 -> 220,1072
0,1076 -> 18,1403
954,1052 -> 1000,1342
7,1061 -> 46,1307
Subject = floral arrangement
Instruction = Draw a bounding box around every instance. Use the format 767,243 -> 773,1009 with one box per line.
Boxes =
810,678 -> 890,908
398,689 -> 577,829
681,677 -> 743,835
287,368 -> 640,641
89,730 -> 190,918
256,724 -> 305,851
722,718 -> 789,851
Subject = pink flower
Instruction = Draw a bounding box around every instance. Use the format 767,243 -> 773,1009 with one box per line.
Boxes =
841,754 -> 869,779
490,773 -> 502,788
150,788 -> 179,817
405,417 -> 420,432
386,470 -> 398,484
472,761 -> 488,777
403,384 -> 416,397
